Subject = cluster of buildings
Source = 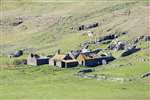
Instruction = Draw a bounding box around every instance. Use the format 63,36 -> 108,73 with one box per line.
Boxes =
27,49 -> 115,68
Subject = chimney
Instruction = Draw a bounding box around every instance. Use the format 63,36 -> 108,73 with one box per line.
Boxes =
57,49 -> 60,54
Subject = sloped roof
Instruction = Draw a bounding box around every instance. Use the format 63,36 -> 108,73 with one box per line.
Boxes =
78,53 -> 100,60
51,54 -> 67,61
80,54 -> 92,60
79,53 -> 93,60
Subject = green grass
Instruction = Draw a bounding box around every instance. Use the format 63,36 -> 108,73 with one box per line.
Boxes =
0,48 -> 149,100
0,47 -> 149,100
94,61 -> 149,78
0,65 -> 149,100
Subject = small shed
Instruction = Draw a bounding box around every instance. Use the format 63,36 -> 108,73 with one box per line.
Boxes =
77,53 -> 115,67
49,54 -> 78,68
121,46 -> 140,57
27,54 -> 49,66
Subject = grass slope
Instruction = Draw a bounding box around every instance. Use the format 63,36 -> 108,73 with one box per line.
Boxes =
0,0 -> 150,100
0,65 -> 149,100
0,0 -> 149,54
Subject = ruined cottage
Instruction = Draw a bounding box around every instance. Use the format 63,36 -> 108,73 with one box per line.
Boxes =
49,52 -> 78,68
27,53 -> 49,66
77,53 -> 115,67
78,22 -> 99,31
121,46 -> 140,57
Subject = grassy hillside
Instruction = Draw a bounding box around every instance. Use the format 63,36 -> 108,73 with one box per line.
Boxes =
0,0 -> 149,54
0,0 -> 150,100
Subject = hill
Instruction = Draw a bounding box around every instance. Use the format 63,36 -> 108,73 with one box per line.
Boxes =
0,0 -> 149,54
0,0 -> 150,100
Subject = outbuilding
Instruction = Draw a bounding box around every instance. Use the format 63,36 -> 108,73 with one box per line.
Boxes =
49,53 -> 78,68
27,53 -> 49,66
121,46 -> 140,57
77,53 -> 115,67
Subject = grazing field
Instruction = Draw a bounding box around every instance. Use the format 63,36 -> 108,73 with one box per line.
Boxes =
0,49 -> 149,100
0,0 -> 150,100
0,64 -> 149,100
